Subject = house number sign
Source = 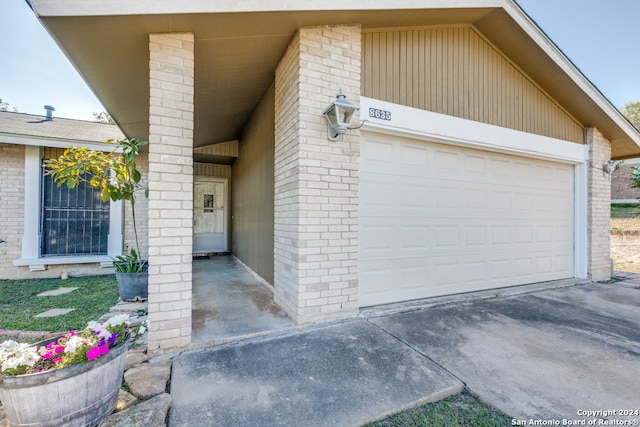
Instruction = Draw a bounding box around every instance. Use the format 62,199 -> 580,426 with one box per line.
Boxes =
369,107 -> 392,121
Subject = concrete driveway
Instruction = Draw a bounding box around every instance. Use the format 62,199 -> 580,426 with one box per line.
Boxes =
371,281 -> 640,422
169,279 -> 640,426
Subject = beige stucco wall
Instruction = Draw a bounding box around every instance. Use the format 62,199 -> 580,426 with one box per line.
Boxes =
232,83 -> 275,284
363,26 -> 585,144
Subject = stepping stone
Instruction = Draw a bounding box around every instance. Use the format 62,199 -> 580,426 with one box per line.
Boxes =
125,352 -> 149,370
114,389 -> 138,413
100,393 -> 171,427
35,308 -> 75,318
124,360 -> 172,400
36,287 -> 78,297
109,301 -> 148,314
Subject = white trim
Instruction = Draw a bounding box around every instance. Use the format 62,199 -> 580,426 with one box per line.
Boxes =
13,145 -> 123,271
14,256 -> 114,268
21,146 -> 42,260
360,97 -> 589,282
108,199 -> 124,257
615,158 -> 640,165
612,199 -> 640,205
0,132 -> 119,152
30,0 -> 503,16
360,97 -> 586,164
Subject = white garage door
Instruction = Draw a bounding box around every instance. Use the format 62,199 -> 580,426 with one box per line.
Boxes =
359,131 -> 575,306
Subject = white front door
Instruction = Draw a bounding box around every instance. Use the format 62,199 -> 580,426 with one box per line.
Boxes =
193,179 -> 227,254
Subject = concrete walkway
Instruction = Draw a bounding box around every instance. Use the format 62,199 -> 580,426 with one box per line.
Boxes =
170,320 -> 462,426
169,277 -> 640,426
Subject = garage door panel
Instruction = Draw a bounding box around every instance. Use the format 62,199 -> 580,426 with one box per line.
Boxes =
401,144 -> 430,166
360,132 -> 575,306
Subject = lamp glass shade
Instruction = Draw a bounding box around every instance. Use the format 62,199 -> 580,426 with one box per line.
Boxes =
323,92 -> 360,139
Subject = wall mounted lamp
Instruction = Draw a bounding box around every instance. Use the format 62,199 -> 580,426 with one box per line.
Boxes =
603,160 -> 618,177
323,90 -> 360,141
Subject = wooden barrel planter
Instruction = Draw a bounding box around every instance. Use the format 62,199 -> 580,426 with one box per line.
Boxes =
0,336 -> 129,427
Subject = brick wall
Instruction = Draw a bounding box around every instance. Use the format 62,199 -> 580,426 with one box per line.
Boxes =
611,162 -> 639,201
0,143 -> 25,279
147,33 -> 194,352
586,127 -> 612,281
274,25 -> 361,324
123,154 -> 149,258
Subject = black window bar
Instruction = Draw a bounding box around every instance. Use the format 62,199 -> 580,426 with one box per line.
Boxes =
41,169 -> 110,256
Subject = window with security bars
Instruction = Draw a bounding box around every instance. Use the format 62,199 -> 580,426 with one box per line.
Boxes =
41,170 -> 110,256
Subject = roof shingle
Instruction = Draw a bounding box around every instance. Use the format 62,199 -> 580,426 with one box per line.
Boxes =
0,111 -> 125,143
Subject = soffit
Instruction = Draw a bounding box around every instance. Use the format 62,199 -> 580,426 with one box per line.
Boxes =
35,8 -> 497,149
32,2 -> 640,158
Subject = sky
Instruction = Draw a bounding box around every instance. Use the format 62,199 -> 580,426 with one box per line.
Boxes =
1,0 -> 639,121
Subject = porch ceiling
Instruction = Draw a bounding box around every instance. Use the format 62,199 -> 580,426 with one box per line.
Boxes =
30,0 -> 640,158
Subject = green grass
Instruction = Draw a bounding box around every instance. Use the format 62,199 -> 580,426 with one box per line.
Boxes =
611,203 -> 640,218
363,392 -> 513,427
0,275 -> 118,332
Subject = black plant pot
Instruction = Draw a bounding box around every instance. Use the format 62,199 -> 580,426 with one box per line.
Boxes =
115,270 -> 148,301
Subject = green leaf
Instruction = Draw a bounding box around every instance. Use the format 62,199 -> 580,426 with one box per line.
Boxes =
100,187 -> 110,202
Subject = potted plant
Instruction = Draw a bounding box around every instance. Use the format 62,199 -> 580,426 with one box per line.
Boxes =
0,315 -> 146,427
46,138 -> 149,301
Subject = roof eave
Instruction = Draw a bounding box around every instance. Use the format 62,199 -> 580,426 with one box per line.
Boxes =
29,0 -> 506,17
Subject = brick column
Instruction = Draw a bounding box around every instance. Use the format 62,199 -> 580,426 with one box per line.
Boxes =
147,33 -> 194,352
586,127 -> 612,281
274,25 -> 361,324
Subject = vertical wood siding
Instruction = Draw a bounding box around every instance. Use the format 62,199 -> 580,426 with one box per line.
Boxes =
194,163 -> 231,178
363,26 -> 584,144
231,83 -> 275,284
193,140 -> 239,157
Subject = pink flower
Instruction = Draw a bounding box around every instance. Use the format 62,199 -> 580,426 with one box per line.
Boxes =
52,357 -> 63,364
46,342 -> 55,350
100,344 -> 109,356
42,352 -> 53,359
69,331 -> 76,336
86,347 -> 101,361
54,346 -> 65,355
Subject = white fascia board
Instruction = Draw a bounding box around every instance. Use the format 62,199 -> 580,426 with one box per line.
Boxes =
503,0 -> 640,148
361,97 -> 587,164
30,0 -> 503,16
0,132 -> 119,152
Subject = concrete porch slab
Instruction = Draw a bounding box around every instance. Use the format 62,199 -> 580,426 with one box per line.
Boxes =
191,256 -> 294,346
169,320 -> 463,427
